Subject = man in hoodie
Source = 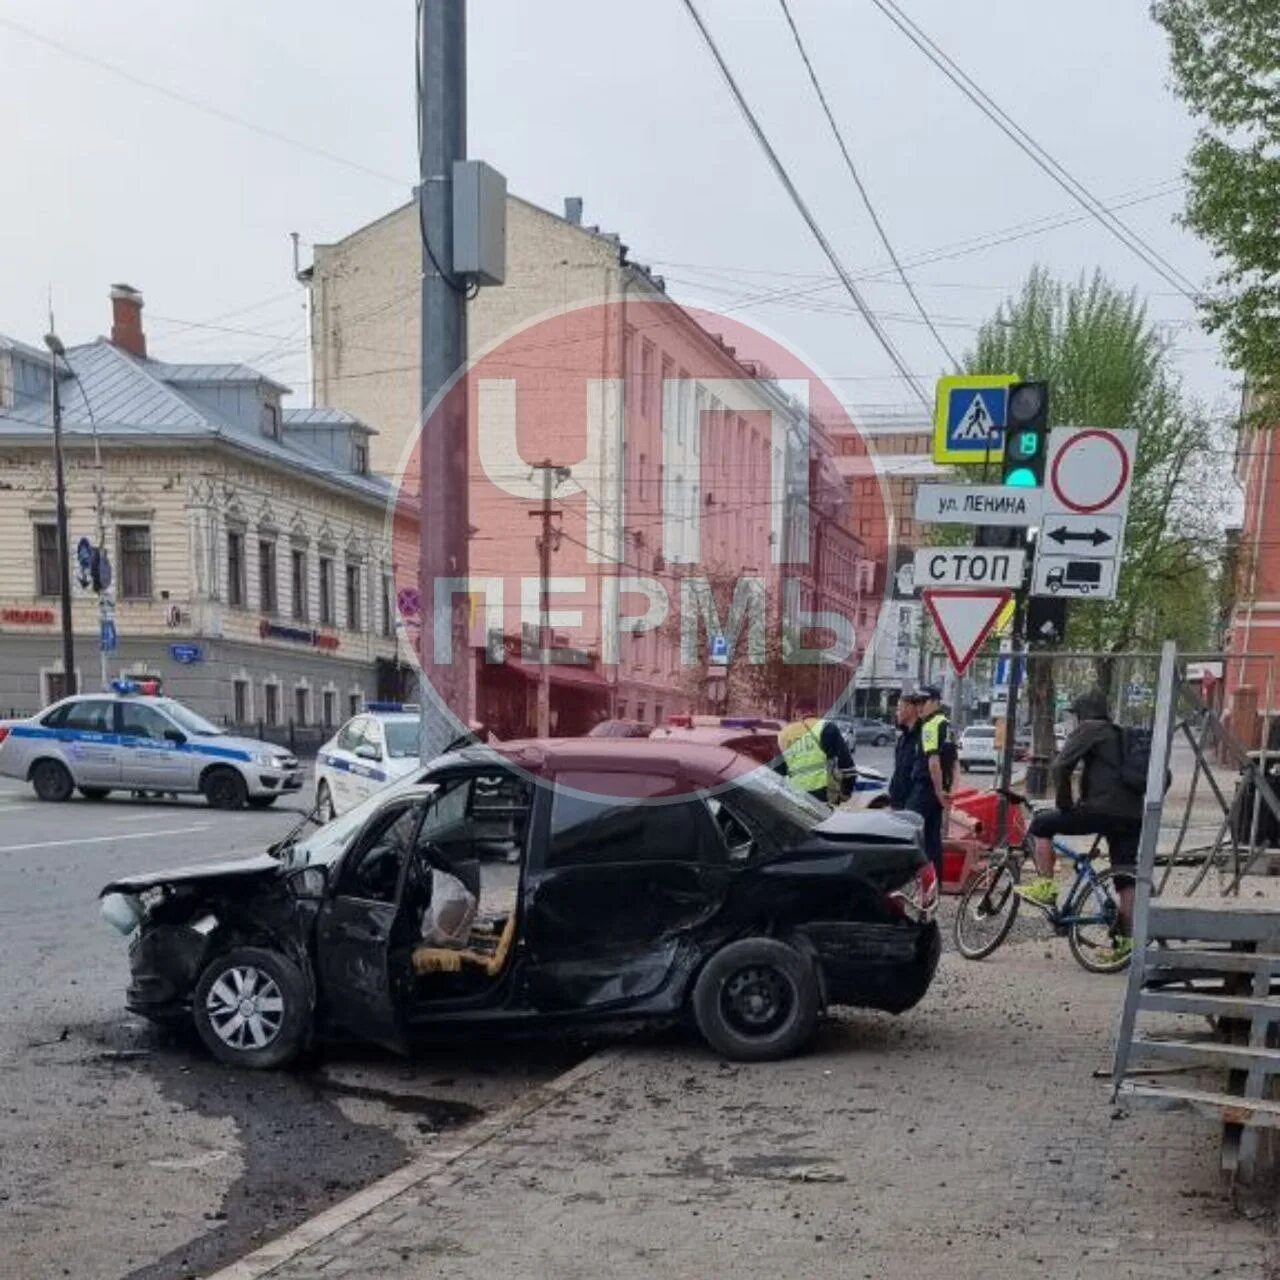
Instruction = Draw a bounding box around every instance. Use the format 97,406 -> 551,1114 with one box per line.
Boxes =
1018,689 -> 1143,961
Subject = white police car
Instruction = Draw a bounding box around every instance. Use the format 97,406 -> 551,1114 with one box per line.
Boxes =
0,681 -> 301,809
314,702 -> 422,819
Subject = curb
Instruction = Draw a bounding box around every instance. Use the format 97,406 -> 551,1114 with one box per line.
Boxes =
203,1048 -> 619,1280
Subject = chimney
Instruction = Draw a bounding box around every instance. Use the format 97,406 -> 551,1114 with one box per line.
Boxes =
563,196 -> 583,226
110,284 -> 146,358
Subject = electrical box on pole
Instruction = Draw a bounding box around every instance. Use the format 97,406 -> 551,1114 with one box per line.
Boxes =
452,160 -> 507,286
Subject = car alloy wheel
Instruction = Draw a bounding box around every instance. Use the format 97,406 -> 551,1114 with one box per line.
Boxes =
204,965 -> 286,1051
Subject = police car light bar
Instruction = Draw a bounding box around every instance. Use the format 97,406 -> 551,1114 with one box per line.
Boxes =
365,701 -> 421,714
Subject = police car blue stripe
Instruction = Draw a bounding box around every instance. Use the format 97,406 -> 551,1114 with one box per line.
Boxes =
318,752 -> 386,782
8,724 -> 255,763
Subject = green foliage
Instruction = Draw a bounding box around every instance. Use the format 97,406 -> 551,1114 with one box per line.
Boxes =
1153,0 -> 1280,414
968,268 -> 1227,656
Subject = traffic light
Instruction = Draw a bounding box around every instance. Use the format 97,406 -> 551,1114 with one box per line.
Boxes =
1001,380 -> 1049,488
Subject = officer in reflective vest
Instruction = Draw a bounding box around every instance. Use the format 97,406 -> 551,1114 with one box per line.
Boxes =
906,685 -> 955,879
779,704 -> 857,803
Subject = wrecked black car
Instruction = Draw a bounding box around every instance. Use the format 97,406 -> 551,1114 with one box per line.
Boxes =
99,739 -> 940,1066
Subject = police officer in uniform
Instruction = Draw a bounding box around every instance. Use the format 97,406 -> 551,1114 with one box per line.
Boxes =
779,703 -> 857,803
906,685 -> 955,879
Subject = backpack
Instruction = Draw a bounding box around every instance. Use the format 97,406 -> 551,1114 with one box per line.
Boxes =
1116,725 -> 1168,795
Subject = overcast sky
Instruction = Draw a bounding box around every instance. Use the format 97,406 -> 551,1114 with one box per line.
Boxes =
0,0 -> 1233,425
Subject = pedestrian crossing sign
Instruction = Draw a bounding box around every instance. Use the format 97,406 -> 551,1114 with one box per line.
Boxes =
933,374 -> 1018,465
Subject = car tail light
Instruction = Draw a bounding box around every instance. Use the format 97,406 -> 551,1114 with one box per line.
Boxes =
0,726 -> 9,745
887,863 -> 938,923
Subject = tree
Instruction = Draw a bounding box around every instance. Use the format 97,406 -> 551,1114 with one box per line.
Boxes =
1153,0 -> 1280,414
967,269 -> 1227,772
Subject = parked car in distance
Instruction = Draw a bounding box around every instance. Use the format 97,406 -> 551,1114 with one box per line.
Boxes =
99,739 -> 940,1067
0,682 -> 300,808
829,716 -> 894,748
315,702 -> 423,819
957,724 -> 999,772
586,719 -> 652,739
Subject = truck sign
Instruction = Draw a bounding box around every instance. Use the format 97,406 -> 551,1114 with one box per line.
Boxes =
1032,555 -> 1116,599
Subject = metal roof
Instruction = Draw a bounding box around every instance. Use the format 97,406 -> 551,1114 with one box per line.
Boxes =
0,337 -> 390,505
156,362 -> 291,394
284,407 -> 375,433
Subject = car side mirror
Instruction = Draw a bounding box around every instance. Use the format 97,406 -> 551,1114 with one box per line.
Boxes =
355,743 -> 381,761
163,729 -> 186,745
288,865 -> 327,899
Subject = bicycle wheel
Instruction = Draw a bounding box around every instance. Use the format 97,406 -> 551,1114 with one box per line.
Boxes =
1067,867 -> 1128,974
954,861 -> 1021,960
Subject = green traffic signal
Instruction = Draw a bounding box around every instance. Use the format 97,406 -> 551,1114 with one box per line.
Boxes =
1000,380 -> 1049,487
1004,465 -> 1038,487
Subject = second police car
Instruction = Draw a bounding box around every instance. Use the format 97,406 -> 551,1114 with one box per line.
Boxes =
0,680 -> 301,808
314,702 -> 422,818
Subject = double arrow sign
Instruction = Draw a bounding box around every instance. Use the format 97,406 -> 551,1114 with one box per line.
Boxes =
1047,524 -> 1112,548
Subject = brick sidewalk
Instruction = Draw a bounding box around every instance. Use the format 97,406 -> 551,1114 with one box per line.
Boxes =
210,939 -> 1275,1280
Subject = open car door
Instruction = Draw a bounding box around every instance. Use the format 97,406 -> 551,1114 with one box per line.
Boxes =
314,796 -> 428,1052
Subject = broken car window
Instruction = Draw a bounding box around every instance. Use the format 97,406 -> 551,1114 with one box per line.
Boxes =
548,771 -> 702,867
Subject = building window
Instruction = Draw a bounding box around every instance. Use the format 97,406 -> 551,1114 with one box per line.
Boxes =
318,555 -> 335,625
348,691 -> 361,718
381,572 -> 394,638
677,369 -> 690,444
34,523 -> 59,597
118,525 -> 152,599
353,441 -> 368,475
640,342 -> 655,418
227,530 -> 246,608
617,699 -> 628,720
262,401 -> 280,440
264,682 -> 280,727
636,701 -> 647,724
323,689 -> 336,728
294,686 -> 309,727
258,538 -> 278,614
654,703 -> 664,725
233,679 -> 249,724
291,548 -> 308,621
345,562 -> 362,631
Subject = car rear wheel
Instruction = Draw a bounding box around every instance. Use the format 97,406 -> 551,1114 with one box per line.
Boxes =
79,787 -> 112,801
246,795 -> 278,809
316,780 -> 335,822
192,946 -> 310,1069
691,937 -> 820,1062
202,766 -> 247,811
874,733 -> 891,747
31,759 -> 74,802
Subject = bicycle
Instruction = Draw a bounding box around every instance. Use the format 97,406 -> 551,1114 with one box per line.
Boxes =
953,789 -> 1130,974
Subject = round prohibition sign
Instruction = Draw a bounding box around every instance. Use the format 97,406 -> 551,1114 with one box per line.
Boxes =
1050,429 -> 1130,514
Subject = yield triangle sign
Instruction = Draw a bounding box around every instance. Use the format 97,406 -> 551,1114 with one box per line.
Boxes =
922,589 -> 1011,675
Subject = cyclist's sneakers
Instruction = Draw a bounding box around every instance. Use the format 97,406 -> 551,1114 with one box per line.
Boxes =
1099,935 -> 1134,967
1015,876 -> 1058,908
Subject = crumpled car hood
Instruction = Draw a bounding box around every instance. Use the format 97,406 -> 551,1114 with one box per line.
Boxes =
100,854 -> 279,896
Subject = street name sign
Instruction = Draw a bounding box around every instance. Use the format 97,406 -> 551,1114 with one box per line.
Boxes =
1032,427 -> 1136,600
922,588 -> 1011,676
912,546 -> 1025,590
914,483 -> 1043,527
932,374 -> 1018,465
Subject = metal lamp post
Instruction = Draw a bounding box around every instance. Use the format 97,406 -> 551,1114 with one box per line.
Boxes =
43,332 -> 76,696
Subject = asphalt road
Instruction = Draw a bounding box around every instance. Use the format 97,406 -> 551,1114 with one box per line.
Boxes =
0,778 -> 580,1280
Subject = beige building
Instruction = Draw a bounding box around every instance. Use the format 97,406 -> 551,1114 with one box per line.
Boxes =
307,196 -> 869,731
0,289 -> 409,731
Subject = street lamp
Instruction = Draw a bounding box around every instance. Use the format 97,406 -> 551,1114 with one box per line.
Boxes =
43,331 -> 76,696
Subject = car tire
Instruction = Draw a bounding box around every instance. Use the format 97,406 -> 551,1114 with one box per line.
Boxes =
192,946 -> 310,1069
316,780 -> 335,822
246,795 -> 278,809
874,734 -> 891,747
79,787 -> 112,801
202,766 -> 248,811
31,759 -> 74,803
691,937 -> 820,1062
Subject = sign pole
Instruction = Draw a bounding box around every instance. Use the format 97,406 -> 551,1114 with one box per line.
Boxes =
995,584 -> 1028,844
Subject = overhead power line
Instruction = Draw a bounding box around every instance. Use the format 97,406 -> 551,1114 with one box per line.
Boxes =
867,0 -> 1201,301
0,14 -> 407,188
776,0 -> 958,368
680,0 -> 931,412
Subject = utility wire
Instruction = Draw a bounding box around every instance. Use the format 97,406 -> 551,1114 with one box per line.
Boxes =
867,0 -> 1201,301
776,0 -> 958,369
680,0 -> 930,412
